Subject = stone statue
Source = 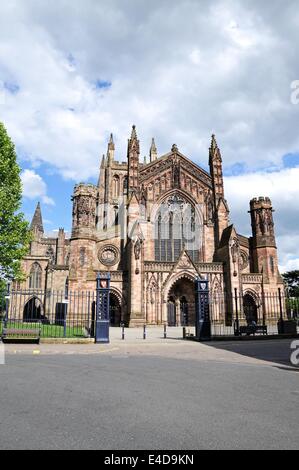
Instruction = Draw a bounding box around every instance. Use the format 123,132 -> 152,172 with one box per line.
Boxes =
134,237 -> 142,260
231,237 -> 239,264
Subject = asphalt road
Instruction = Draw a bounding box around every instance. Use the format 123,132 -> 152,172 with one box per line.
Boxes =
0,339 -> 298,450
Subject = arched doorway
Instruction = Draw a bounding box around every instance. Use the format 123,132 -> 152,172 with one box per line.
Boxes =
109,292 -> 121,326
243,294 -> 258,324
167,277 -> 195,326
23,297 -> 42,322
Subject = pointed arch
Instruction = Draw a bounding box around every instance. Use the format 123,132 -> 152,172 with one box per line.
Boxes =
163,271 -> 198,303
151,190 -> 204,263
29,262 -> 42,289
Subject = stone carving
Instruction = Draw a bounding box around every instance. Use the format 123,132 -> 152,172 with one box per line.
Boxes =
230,237 -> 239,263
240,251 -> 249,271
134,237 -> 142,260
173,161 -> 180,188
178,254 -> 192,269
72,185 -> 97,231
206,194 -> 214,223
230,237 -> 240,277
46,246 -> 55,264
257,208 -> 274,235
148,276 -> 157,304
98,245 -> 119,266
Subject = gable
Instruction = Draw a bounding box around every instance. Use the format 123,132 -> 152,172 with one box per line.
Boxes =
139,151 -> 212,189
139,151 -> 212,207
162,250 -> 202,290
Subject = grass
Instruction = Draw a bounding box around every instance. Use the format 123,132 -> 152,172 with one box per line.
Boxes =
0,320 -> 89,338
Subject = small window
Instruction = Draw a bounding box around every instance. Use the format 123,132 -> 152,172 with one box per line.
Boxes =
80,247 -> 86,267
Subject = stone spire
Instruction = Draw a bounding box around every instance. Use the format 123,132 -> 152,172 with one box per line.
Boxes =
97,154 -> 106,187
127,125 -> 140,191
130,124 -> 138,142
100,154 -> 106,169
210,134 -> 220,157
30,202 -> 44,234
107,133 -> 115,165
149,138 -> 157,162
209,134 -> 224,199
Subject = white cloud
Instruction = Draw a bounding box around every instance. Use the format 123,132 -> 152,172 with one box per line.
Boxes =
0,0 -> 298,271
224,167 -> 299,272
0,0 -> 298,179
21,169 -> 54,206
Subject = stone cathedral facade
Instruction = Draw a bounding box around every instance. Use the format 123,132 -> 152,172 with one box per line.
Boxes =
18,126 -> 284,326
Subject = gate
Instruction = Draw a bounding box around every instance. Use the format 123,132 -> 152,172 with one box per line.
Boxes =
180,297 -> 189,326
167,298 -> 176,326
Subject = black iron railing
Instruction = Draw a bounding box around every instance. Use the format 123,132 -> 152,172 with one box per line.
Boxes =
0,288 -> 298,339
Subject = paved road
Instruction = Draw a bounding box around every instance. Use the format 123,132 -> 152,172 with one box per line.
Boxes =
0,338 -> 298,450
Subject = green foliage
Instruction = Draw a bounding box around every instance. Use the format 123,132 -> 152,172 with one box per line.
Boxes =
286,297 -> 299,311
0,279 -> 6,315
0,121 -> 31,284
282,270 -> 299,297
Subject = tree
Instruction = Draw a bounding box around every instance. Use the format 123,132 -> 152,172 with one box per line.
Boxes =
282,270 -> 299,297
0,121 -> 31,288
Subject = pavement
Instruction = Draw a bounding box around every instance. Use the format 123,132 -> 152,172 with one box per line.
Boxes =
0,329 -> 298,450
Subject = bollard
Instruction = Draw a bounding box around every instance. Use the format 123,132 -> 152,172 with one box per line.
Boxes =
183,326 -> 186,339
164,324 -> 167,339
121,322 -> 125,340
143,324 -> 146,340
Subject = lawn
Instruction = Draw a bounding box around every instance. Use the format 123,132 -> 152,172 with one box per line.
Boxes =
0,320 -> 89,338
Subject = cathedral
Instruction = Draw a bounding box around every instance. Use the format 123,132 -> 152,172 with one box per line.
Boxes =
19,125 -> 284,327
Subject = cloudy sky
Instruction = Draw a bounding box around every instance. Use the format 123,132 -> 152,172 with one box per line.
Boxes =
0,0 -> 298,272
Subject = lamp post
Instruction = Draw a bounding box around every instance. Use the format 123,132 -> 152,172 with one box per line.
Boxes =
95,272 -> 111,343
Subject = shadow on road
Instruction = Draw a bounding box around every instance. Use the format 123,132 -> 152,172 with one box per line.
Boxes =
202,338 -> 298,369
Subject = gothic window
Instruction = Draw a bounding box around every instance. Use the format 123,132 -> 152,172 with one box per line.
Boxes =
113,175 -> 120,197
80,247 -> 86,267
29,263 -> 42,289
154,194 -> 201,262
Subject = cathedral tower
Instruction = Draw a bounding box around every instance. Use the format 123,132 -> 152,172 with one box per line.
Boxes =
249,197 -> 279,283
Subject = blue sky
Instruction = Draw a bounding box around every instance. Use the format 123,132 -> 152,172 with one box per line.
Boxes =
0,0 -> 299,271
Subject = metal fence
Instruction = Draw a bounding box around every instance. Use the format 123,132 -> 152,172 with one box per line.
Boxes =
1,289 -> 96,339
0,288 -> 298,339
209,290 -> 299,337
